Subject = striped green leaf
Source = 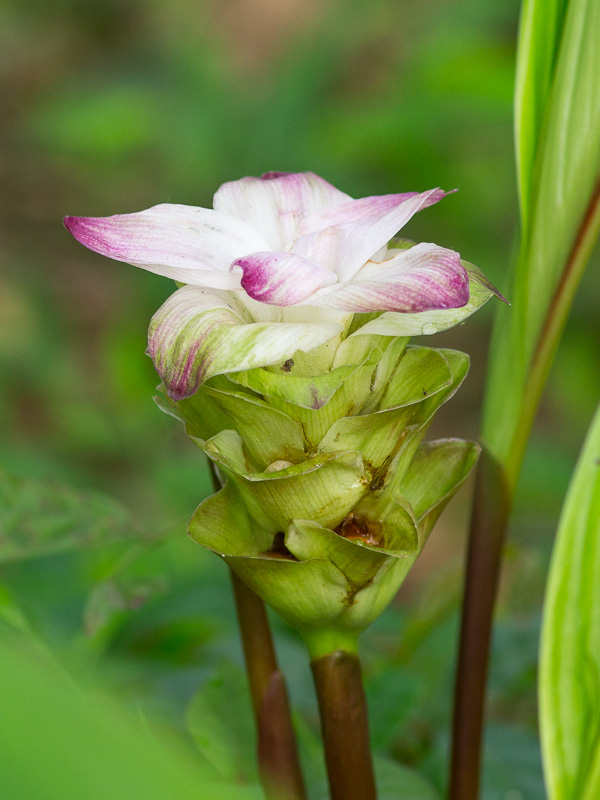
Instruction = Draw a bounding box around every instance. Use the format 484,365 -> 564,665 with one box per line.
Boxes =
515,0 -> 569,225
539,403 -> 600,800
484,0 -> 600,475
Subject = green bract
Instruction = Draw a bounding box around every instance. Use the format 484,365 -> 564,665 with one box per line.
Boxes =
161,332 -> 479,654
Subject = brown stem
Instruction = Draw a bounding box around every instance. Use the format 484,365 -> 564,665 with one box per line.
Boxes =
209,463 -> 306,800
449,180 -> 600,800
231,573 -> 306,800
448,451 -> 511,800
230,570 -> 279,719
311,650 -> 377,800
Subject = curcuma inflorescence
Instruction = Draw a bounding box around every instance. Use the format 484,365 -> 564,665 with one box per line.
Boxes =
66,171 -> 501,651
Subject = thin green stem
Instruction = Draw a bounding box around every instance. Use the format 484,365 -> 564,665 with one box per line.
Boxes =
208,463 -> 306,800
449,179 -> 600,800
311,649 -> 377,800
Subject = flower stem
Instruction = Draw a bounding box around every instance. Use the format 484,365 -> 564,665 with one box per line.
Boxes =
448,450 -> 511,800
311,649 -> 377,800
230,572 -> 306,800
209,463 -> 306,800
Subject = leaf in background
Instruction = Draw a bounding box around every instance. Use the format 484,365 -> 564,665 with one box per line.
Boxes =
373,756 -> 440,800
0,629 -> 263,800
186,661 -> 259,785
84,574 -> 168,638
539,402 -> 600,800
480,724 -> 545,800
0,468 -> 151,562
0,583 -> 31,633
484,0 -> 600,472
33,85 -> 161,161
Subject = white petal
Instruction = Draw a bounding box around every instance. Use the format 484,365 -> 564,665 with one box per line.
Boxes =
213,172 -> 350,250
64,204 -> 269,289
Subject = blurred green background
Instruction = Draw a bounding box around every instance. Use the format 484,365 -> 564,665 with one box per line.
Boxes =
1,0 -> 599,797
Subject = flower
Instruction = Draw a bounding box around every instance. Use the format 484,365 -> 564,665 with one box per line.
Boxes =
64,171 -> 497,644
65,171 -> 501,400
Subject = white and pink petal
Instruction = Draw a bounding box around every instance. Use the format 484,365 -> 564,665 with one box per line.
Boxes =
231,251 -> 337,305
298,189 -> 448,237
213,172 -> 350,251
292,188 -> 447,281
64,204 -> 269,289
148,285 -> 344,400
348,262 -> 505,338
301,243 -> 469,313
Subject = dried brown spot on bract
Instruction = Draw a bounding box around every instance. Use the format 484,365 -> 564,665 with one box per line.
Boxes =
260,531 -> 298,560
335,513 -> 383,548
281,358 -> 294,372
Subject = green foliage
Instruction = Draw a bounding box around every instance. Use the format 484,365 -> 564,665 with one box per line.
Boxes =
83,572 -> 168,638
514,0 -> 568,225
373,756 -> 441,800
187,662 -> 260,786
0,629 -> 260,800
0,468 -> 144,562
539,403 -> 600,800
481,725 -> 546,800
484,0 -> 600,473
0,583 -> 32,633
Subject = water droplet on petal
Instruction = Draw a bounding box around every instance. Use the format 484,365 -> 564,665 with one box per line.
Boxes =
421,323 -> 437,335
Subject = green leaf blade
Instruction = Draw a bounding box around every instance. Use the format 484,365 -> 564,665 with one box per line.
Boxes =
514,0 -> 569,226
0,469 -> 143,563
539,403 -> 600,800
484,0 -> 600,471
187,662 -> 258,785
